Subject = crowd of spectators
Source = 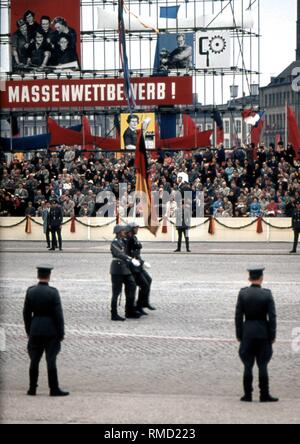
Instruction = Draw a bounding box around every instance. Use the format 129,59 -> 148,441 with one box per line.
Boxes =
0,141 -> 299,219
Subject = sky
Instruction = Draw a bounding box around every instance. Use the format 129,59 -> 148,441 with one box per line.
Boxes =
260,0 -> 297,86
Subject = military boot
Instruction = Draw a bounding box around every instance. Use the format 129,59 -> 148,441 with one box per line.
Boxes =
111,313 -> 125,321
50,388 -> 70,397
27,368 -> 38,395
259,375 -> 278,402
185,237 -> 191,252
241,374 -> 253,402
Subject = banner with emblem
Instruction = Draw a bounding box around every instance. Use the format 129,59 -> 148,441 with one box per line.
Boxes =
195,31 -> 231,69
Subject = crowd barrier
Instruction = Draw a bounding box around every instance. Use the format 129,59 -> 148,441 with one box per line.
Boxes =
0,216 -> 293,242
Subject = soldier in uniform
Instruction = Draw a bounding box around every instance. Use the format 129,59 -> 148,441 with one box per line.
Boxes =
235,266 -> 278,402
174,173 -> 192,252
110,225 -> 141,321
49,199 -> 63,251
174,200 -> 192,252
127,223 -> 155,314
23,265 -> 69,396
290,199 -> 300,253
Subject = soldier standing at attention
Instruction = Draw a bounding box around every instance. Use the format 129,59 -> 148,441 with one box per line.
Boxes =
23,265 -> 69,397
290,199 -> 300,253
127,223 -> 155,314
235,267 -> 278,403
49,199 -> 63,251
110,225 -> 141,321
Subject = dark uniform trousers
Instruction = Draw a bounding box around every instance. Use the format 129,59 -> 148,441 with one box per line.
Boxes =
111,274 -> 136,316
110,238 -> 137,317
28,335 -> 61,390
239,337 -> 273,397
292,208 -> 300,252
133,269 -> 152,308
176,227 -> 189,251
235,285 -> 276,397
127,235 -> 152,308
49,206 -> 63,250
23,283 -> 65,391
175,205 -> 191,251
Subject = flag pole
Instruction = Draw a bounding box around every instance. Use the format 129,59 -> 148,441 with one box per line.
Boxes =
285,100 -> 288,147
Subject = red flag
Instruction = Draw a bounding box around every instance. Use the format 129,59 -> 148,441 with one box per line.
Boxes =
135,130 -> 158,235
161,216 -> 168,234
251,117 -> 265,145
183,114 -> 197,136
208,216 -> 215,235
275,134 -> 282,146
82,116 -> 93,159
256,217 -> 263,234
48,118 -> 120,150
287,105 -> 300,159
70,216 -> 76,233
242,108 -> 254,119
25,216 -> 32,234
160,130 -> 213,150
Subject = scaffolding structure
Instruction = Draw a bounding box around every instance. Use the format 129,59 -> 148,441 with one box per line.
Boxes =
0,0 -> 261,141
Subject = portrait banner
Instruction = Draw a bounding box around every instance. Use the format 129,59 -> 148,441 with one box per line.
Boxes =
121,112 -> 156,150
154,32 -> 194,75
10,0 -> 81,74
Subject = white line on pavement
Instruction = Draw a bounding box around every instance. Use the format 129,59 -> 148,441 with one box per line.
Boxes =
0,323 -> 293,344
1,278 -> 300,285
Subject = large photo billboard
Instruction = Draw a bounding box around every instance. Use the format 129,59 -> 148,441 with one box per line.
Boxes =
10,0 -> 81,74
154,32 -> 194,74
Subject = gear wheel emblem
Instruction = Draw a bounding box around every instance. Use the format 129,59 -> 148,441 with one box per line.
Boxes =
209,35 -> 227,54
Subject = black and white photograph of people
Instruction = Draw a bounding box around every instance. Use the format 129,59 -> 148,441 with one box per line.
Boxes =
11,13 -> 79,72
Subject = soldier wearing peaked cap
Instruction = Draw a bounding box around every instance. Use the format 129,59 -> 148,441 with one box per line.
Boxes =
23,265 -> 69,397
235,266 -> 278,403
290,199 -> 300,253
49,199 -> 63,251
126,223 -> 155,314
110,225 -> 141,321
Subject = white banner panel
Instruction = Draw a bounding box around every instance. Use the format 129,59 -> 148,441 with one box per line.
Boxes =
195,31 -> 231,69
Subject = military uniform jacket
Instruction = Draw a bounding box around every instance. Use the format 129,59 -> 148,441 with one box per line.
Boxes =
292,208 -> 300,231
235,285 -> 276,341
110,237 -> 132,275
127,235 -> 144,272
49,206 -> 63,229
127,236 -> 143,260
175,207 -> 191,229
23,283 -> 65,339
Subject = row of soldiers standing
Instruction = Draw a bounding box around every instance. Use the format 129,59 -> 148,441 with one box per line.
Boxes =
110,223 -> 155,321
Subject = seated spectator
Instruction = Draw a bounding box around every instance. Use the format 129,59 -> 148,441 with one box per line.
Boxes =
249,197 -> 261,217
265,199 -> 278,217
62,195 -> 75,217
25,201 -> 36,217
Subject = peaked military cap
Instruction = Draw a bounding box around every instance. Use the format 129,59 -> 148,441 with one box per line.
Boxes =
127,222 -> 139,230
36,265 -> 53,273
247,266 -> 265,280
113,224 -> 129,234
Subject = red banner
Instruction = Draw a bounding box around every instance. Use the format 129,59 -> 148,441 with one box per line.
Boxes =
0,77 -> 193,109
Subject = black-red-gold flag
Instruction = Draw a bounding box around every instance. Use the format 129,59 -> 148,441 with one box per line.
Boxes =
135,130 -> 158,235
